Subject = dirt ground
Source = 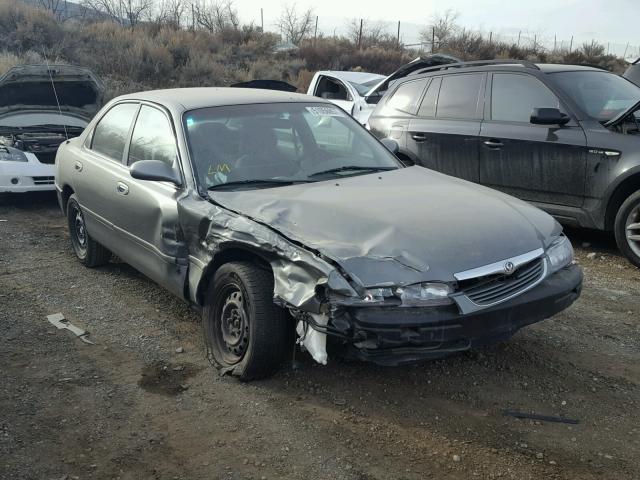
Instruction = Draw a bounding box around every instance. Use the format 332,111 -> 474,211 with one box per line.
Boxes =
1,192 -> 639,480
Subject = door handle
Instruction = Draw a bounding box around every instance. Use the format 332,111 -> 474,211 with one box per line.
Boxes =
411,133 -> 427,142
116,182 -> 129,195
483,139 -> 504,149
74,161 -> 83,172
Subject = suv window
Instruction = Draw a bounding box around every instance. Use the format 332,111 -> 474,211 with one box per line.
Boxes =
491,73 -> 561,122
436,74 -> 483,119
417,77 -> 442,117
91,103 -> 139,161
386,79 -> 428,114
128,106 -> 177,166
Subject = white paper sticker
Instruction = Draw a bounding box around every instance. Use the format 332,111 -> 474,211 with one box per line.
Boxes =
306,106 -> 343,117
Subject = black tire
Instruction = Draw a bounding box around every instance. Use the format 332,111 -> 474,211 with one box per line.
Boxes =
614,189 -> 640,268
66,194 -> 111,267
203,261 -> 290,381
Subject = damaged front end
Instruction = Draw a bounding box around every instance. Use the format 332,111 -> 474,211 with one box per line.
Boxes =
179,189 -> 581,368
177,194 -> 361,365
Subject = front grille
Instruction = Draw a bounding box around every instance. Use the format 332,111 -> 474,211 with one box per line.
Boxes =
461,258 -> 544,306
34,152 -> 57,164
32,176 -> 55,185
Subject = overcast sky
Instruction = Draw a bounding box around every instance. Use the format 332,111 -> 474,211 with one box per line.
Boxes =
234,0 -> 638,56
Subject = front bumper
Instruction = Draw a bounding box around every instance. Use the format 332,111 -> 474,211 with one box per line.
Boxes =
337,264 -> 583,366
0,155 -> 56,193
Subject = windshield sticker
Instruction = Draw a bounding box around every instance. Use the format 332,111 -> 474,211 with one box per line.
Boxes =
208,163 -> 231,175
186,117 -> 195,127
306,106 -> 343,117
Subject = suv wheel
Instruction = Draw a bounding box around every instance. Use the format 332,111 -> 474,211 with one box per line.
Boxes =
203,261 -> 290,381
614,190 -> 640,268
67,194 -> 111,267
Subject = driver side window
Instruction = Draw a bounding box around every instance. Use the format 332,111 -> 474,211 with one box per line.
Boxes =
315,76 -> 352,101
128,106 -> 177,166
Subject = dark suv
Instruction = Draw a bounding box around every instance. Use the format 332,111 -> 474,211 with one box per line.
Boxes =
367,60 -> 640,266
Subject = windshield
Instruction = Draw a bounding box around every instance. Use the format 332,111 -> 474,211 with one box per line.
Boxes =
183,102 -> 400,190
348,79 -> 382,96
550,71 -> 640,122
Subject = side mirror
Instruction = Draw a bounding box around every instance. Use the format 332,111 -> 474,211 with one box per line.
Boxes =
530,108 -> 570,126
130,160 -> 181,186
380,138 -> 399,154
364,92 -> 382,105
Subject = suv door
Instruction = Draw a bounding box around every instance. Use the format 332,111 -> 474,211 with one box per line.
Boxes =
407,73 -> 485,182
73,102 -> 139,250
113,104 -> 187,298
479,72 -> 587,207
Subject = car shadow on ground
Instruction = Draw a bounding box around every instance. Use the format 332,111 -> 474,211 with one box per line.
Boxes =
563,225 -> 619,254
0,191 -> 59,209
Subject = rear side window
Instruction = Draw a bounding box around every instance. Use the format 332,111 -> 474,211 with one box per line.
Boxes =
128,106 -> 177,166
91,103 -> 139,161
418,77 -> 442,117
491,73 -> 561,122
436,74 -> 483,119
386,79 -> 428,114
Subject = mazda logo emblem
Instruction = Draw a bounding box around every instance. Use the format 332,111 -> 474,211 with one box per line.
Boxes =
504,261 -> 516,275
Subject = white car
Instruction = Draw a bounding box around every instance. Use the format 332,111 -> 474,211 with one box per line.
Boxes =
306,55 -> 461,125
0,64 -> 103,193
306,70 -> 385,124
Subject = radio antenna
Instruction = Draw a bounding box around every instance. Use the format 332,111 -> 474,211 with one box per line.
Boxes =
42,48 -> 69,140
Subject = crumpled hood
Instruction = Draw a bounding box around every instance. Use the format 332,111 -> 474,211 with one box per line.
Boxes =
210,167 -> 561,288
0,64 -> 104,122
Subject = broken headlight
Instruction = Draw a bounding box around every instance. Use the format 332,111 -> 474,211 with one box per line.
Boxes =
0,146 -> 28,162
397,283 -> 453,306
546,235 -> 574,274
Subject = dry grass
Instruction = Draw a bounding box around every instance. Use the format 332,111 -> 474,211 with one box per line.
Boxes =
0,2 -> 628,99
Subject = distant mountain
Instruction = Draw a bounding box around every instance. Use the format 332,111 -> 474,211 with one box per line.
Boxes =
19,0 -> 109,21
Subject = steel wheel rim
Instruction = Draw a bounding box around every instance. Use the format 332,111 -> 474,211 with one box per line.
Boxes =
74,210 -> 87,248
216,286 -> 250,364
626,204 -> 640,257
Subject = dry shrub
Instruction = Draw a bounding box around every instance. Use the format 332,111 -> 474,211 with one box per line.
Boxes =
0,2 -> 629,98
0,2 -> 63,54
0,51 -> 24,75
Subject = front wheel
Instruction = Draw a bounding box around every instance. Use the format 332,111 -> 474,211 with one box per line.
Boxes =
202,261 -> 290,381
614,190 -> 640,268
66,194 -> 111,267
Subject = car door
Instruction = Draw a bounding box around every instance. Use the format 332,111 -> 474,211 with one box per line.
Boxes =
407,73 -> 485,182
479,72 -> 588,207
73,102 -> 140,251
110,103 -> 187,298
312,75 -> 355,115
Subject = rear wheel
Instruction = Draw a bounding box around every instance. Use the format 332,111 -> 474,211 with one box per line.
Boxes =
66,194 -> 111,267
614,189 -> 640,268
203,261 -> 290,381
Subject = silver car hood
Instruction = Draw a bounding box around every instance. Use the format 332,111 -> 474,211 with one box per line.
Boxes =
210,167 -> 561,288
0,64 -> 104,122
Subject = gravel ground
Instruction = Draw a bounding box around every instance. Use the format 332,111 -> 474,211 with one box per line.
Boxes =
1,192 -> 639,480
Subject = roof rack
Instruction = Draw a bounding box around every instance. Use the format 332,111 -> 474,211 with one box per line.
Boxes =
412,59 -> 540,76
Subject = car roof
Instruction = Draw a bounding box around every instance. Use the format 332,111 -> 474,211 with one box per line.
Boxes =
535,63 -> 606,73
410,62 -> 607,79
116,87 -> 319,111
314,71 -> 385,83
